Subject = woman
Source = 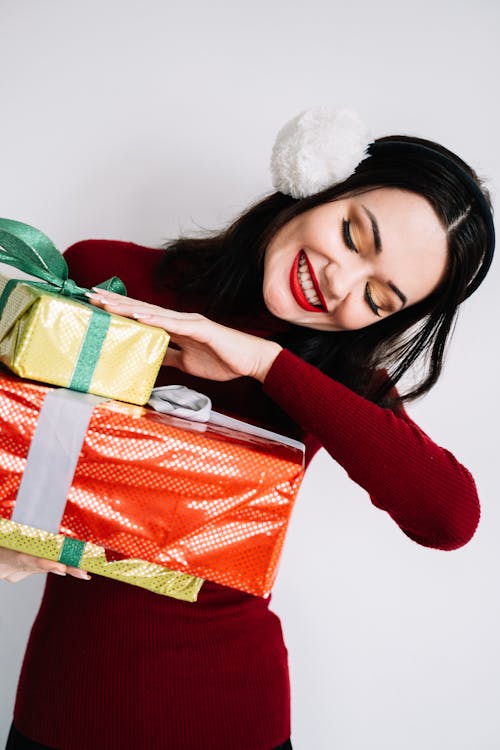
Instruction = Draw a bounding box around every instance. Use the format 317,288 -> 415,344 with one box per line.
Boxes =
1,109 -> 495,750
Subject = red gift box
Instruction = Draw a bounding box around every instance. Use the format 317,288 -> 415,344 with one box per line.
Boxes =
0,371 -> 304,596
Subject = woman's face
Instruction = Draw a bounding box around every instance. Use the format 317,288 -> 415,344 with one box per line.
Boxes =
262,188 -> 448,331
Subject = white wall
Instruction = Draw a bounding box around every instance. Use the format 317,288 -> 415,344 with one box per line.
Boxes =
0,1 -> 499,748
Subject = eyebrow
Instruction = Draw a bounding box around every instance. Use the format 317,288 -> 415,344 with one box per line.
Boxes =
361,204 -> 382,254
388,281 -> 407,307
360,203 -> 407,308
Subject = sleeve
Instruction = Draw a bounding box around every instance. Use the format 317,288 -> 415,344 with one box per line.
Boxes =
64,239 -> 165,300
63,240 -> 135,289
263,348 -> 480,551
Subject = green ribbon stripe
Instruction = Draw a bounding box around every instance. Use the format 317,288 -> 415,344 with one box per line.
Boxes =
0,218 -> 127,392
69,310 -> 111,391
59,537 -> 86,567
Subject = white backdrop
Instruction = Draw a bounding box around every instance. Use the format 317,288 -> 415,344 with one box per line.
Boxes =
0,1 -> 499,748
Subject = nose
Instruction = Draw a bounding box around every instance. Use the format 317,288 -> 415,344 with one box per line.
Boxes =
323,256 -> 367,302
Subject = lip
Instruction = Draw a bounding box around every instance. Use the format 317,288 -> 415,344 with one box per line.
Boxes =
289,251 -> 328,312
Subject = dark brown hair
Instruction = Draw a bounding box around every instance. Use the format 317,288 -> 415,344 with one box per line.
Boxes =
156,135 -> 492,409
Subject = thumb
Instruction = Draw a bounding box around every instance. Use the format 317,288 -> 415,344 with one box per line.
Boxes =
163,347 -> 185,370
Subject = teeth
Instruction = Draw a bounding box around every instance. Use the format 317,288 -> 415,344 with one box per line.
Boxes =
298,253 -> 322,307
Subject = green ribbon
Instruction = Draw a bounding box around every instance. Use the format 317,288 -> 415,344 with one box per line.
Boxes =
69,313 -> 111,391
0,218 -> 128,392
59,537 -> 86,567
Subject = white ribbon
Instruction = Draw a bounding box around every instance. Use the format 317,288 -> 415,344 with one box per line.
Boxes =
11,384 -> 304,533
148,386 -> 304,450
148,385 -> 212,422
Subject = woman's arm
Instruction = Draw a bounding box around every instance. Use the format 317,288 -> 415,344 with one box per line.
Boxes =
263,349 -> 480,551
87,289 -> 480,552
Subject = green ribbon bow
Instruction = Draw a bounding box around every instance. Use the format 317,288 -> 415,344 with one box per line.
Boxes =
0,218 -> 128,392
0,218 -> 126,298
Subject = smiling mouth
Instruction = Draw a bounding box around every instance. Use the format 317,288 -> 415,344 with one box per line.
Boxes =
290,251 -> 328,312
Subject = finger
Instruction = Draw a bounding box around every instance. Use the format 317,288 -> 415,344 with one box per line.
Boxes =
87,289 -> 181,314
85,293 -> 148,313
86,295 -> 172,323
0,553 -> 68,578
31,557 -> 90,580
66,567 -> 91,580
140,311 -> 204,321
134,313 -> 208,339
85,293 -> 202,328
162,347 -> 185,370
18,556 -> 68,577
32,558 -> 68,576
90,288 -> 135,301
89,286 -> 185,312
114,304 -> 197,321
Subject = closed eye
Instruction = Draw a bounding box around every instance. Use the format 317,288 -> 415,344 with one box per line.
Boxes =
365,284 -> 381,317
342,219 -> 359,253
343,217 -> 390,318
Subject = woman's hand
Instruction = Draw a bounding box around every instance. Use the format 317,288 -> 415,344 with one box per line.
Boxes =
0,548 -> 90,583
86,289 -> 283,383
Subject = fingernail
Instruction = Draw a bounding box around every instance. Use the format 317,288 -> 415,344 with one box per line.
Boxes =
72,570 -> 91,580
51,569 -> 66,576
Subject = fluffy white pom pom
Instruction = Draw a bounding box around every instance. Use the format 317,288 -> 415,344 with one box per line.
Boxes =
270,107 -> 372,198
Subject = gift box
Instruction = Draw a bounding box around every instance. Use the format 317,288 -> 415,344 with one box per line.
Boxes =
0,218 -> 169,405
0,371 -> 305,597
0,516 -> 204,601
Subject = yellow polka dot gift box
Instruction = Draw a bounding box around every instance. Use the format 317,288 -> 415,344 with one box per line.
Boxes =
0,219 -> 169,406
0,370 -> 305,599
0,515 -> 204,601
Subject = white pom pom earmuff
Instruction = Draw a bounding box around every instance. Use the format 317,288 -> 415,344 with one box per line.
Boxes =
270,107 -> 372,198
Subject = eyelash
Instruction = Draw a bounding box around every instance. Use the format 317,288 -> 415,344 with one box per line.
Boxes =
364,285 -> 381,317
342,218 -> 381,317
342,219 -> 358,253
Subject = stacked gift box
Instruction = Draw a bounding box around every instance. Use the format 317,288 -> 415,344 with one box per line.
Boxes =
0,219 -> 305,601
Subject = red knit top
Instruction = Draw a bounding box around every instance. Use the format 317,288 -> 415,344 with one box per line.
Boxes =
13,240 -> 480,750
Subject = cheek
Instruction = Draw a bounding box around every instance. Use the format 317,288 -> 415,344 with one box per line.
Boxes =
262,269 -> 290,315
263,247 -> 285,283
263,281 -> 283,306
332,301 -> 374,330
263,247 -> 294,292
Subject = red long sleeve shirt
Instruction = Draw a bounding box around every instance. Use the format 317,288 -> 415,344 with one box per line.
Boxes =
13,240 -> 480,750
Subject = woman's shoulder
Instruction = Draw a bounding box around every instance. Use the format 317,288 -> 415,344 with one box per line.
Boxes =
63,239 -> 165,295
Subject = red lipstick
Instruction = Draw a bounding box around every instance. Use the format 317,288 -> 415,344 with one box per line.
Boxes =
289,251 -> 328,312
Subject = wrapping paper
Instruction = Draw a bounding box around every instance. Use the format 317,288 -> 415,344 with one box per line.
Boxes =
0,372 -> 305,597
0,517 -> 204,600
0,218 -> 169,405
0,267 -> 169,406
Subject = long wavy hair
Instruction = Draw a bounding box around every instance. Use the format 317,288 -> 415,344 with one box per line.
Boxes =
156,135 -> 492,409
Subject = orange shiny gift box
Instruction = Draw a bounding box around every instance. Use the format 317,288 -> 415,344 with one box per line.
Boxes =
0,371 -> 305,597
